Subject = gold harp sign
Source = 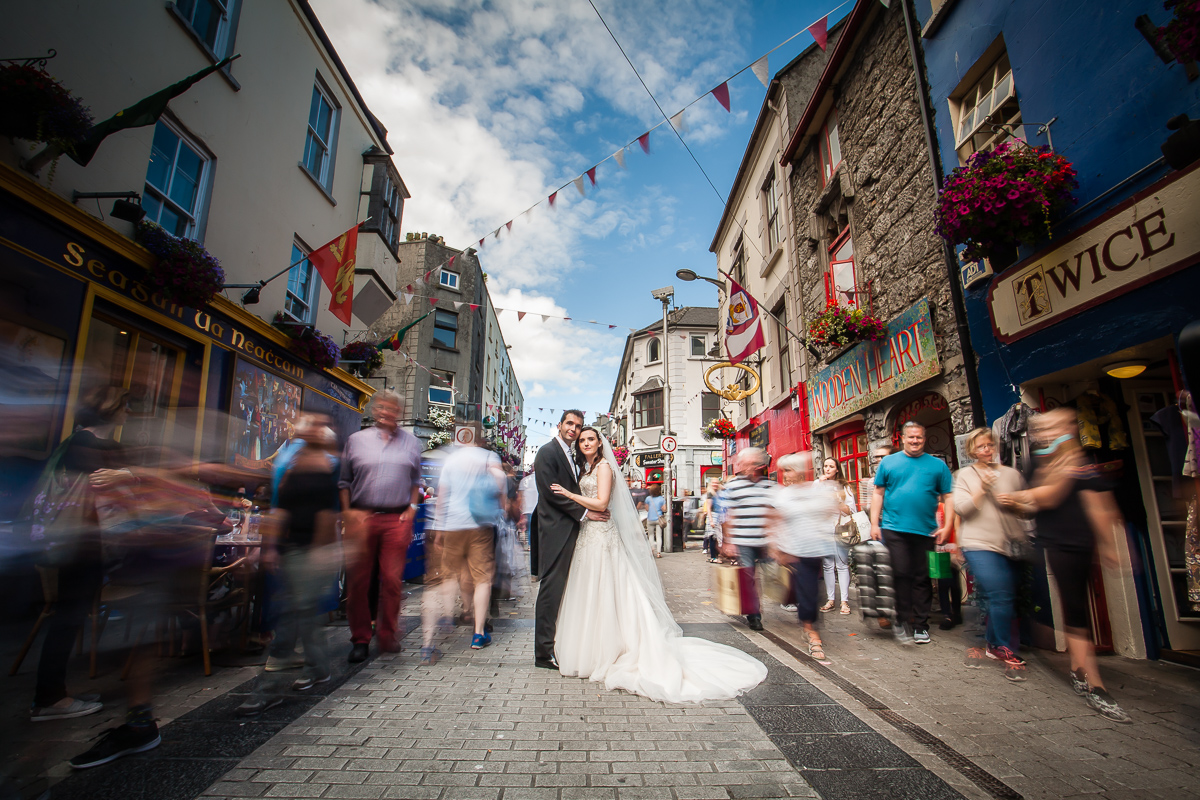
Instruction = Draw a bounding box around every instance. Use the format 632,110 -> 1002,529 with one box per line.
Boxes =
704,362 -> 760,401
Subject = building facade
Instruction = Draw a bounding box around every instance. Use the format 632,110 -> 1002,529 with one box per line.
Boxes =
920,0 -> 1200,661
608,307 -> 724,495
0,0 -> 393,513
780,0 -> 977,505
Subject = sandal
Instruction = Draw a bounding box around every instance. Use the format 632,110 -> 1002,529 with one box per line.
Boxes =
819,600 -> 835,612
840,602 -> 851,615
808,638 -> 826,660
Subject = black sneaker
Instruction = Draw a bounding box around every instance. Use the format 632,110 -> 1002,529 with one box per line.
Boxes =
1086,688 -> 1132,723
236,696 -> 284,717
69,723 -> 160,769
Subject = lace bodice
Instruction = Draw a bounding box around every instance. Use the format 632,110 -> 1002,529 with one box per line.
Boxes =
578,466 -> 620,553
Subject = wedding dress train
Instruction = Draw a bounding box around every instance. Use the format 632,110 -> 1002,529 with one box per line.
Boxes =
554,463 -> 767,703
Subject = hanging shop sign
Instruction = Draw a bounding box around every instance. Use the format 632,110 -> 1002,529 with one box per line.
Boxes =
635,451 -> 664,467
710,450 -> 723,465
749,420 -> 769,449
806,298 -> 941,430
989,161 -> 1200,343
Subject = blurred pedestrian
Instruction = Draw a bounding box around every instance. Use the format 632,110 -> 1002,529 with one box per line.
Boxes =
721,447 -> 775,631
428,425 -> 505,654
869,422 -> 953,645
339,391 -> 421,663
238,424 -> 340,714
644,484 -> 665,557
518,465 -> 538,548
998,409 -> 1131,722
702,479 -> 723,562
954,428 -> 1030,677
768,453 -> 843,659
817,457 -> 855,615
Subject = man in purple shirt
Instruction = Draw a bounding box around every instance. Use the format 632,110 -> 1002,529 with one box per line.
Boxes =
339,391 -> 422,662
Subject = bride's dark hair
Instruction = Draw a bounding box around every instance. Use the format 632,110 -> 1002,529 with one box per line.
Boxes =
575,426 -> 605,477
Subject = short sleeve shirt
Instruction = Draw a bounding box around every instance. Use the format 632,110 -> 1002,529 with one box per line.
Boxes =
873,452 -> 953,536
645,495 -> 666,522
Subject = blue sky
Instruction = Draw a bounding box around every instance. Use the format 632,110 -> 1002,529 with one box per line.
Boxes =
311,0 -> 850,450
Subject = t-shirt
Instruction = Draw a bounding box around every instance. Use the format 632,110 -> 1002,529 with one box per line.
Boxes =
1035,468 -> 1109,553
518,474 -> 539,516
645,495 -> 666,522
433,445 -> 503,530
630,487 -> 648,509
873,452 -> 953,536
276,468 -> 340,549
772,481 -> 840,558
722,475 -> 777,547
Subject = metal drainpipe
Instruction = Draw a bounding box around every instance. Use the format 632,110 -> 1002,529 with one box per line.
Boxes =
900,0 -> 986,429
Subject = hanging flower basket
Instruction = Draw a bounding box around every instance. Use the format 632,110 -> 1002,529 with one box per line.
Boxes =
935,141 -> 1078,263
425,405 -> 455,448
270,312 -> 339,370
135,220 -> 225,309
702,418 -> 737,441
807,301 -> 888,349
611,444 -> 630,466
0,63 -> 93,152
340,341 -> 384,377
1157,0 -> 1200,64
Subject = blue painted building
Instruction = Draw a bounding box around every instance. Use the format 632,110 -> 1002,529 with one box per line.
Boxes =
917,0 -> 1200,662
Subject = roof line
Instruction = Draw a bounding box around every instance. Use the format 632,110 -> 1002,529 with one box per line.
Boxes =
297,0 -> 394,155
781,0 -> 876,165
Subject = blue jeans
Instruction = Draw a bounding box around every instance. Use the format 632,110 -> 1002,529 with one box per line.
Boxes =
736,545 -> 771,617
963,549 -> 1017,651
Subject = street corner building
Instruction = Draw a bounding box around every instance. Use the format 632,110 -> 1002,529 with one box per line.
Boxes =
0,1 -> 409,504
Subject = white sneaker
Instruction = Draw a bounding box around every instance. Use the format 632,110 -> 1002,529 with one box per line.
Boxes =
780,604 -> 798,612
31,697 -> 103,722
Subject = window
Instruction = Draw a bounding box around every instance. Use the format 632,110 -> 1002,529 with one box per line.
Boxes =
730,234 -> 745,285
817,109 -> 842,186
953,50 -> 1021,163
701,393 -> 720,426
633,390 -> 663,428
827,227 -> 857,306
691,335 -> 706,357
429,371 -> 454,406
763,170 -> 781,252
774,302 -> 792,390
143,120 -> 209,239
440,270 -> 460,290
302,78 -> 339,190
284,241 -> 318,323
174,0 -> 232,55
432,310 -> 458,349
834,431 -> 871,509
647,337 -> 661,363
377,174 -> 401,251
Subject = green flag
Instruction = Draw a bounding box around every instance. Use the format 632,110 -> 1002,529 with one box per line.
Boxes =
69,55 -> 239,166
380,312 -> 432,351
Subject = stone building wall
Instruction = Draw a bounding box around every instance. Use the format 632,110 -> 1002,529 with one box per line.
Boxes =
787,2 -> 974,452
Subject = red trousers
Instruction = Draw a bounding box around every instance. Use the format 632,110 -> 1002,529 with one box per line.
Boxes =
346,512 -> 412,648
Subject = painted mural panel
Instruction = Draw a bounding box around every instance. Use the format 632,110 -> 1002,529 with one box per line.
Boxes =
229,359 -> 302,469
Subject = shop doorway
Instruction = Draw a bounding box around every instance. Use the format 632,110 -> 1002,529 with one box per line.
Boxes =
1125,381 -> 1200,654
891,392 -> 957,469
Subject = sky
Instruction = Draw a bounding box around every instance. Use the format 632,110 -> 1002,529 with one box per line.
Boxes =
310,0 -> 850,452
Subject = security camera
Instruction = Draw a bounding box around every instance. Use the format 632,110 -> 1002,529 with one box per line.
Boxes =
651,286 -> 674,301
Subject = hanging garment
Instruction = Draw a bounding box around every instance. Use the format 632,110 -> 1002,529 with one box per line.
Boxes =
1182,391 -> 1199,479
1076,391 -> 1129,450
1150,404 -> 1189,497
1186,497 -> 1199,613
992,403 -> 1036,477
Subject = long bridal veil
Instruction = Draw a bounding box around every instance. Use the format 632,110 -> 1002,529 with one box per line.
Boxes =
599,438 -> 683,640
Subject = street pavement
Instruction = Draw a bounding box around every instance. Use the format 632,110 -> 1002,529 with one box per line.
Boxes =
6,546 -> 1200,800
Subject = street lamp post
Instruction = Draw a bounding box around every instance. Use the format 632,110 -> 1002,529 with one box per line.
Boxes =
651,285 -> 674,554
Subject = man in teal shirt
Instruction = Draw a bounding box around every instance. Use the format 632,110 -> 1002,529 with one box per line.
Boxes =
868,421 -> 953,645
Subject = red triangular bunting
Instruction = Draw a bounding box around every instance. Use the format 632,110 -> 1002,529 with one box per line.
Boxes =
609,324 -> 616,329
637,132 -> 650,153
586,167 -> 597,186
429,298 -> 438,306
712,81 -> 730,112
478,237 -> 485,248
808,16 -> 828,50
470,303 -> 480,311
506,220 -> 513,231
448,255 -> 456,267
405,284 -> 413,292
548,191 -> 557,207
517,311 -> 526,321
423,271 -> 432,283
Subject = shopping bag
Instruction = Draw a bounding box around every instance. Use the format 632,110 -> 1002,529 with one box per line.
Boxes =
712,563 -> 742,615
928,550 -> 953,579
760,561 -> 792,604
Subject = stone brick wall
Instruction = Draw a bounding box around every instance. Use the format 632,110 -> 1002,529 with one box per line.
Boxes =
787,3 -> 974,445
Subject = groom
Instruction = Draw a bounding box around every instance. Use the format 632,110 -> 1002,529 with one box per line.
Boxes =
531,409 -> 609,669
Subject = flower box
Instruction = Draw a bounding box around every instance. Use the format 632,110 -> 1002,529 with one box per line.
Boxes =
807,302 -> 887,350
340,340 -> 384,377
271,312 -> 339,370
135,221 -> 225,309
1157,0 -> 1200,65
0,63 -> 93,153
935,141 -> 1077,264
702,418 -> 737,441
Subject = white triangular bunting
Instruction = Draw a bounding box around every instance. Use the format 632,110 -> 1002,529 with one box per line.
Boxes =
573,176 -> 586,196
541,315 -> 550,323
454,301 -> 464,310
751,56 -> 770,88
670,110 -> 687,133
613,148 -> 627,169
403,292 -> 413,305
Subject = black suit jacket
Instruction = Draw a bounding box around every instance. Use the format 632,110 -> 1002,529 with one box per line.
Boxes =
530,438 -> 585,576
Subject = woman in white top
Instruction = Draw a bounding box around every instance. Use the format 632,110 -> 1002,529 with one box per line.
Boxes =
767,453 -> 845,660
817,457 -> 856,614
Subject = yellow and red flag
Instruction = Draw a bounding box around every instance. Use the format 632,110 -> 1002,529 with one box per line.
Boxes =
309,224 -> 359,325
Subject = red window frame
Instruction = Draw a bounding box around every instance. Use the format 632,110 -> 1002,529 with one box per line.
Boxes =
830,425 -> 870,509
825,226 -> 857,307
817,109 -> 842,186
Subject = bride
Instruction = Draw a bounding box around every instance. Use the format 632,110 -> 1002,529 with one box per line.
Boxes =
550,427 -> 767,703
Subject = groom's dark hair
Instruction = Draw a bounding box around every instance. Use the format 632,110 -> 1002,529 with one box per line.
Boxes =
560,409 -> 584,423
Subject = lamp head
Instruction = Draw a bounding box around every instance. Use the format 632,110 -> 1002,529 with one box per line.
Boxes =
241,285 -> 261,305
675,269 -> 698,282
111,197 -> 146,223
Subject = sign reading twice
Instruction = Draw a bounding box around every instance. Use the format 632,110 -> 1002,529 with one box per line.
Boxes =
989,161 -> 1200,343
806,298 -> 941,430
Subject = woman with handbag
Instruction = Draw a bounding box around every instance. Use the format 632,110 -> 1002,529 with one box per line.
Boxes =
952,428 -> 1030,677
817,458 -> 856,615
767,453 -> 842,660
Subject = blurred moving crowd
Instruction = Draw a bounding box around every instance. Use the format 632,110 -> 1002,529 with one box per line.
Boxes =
4,388 -> 529,774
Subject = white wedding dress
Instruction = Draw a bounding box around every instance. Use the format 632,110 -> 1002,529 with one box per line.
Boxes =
554,458 -> 767,703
